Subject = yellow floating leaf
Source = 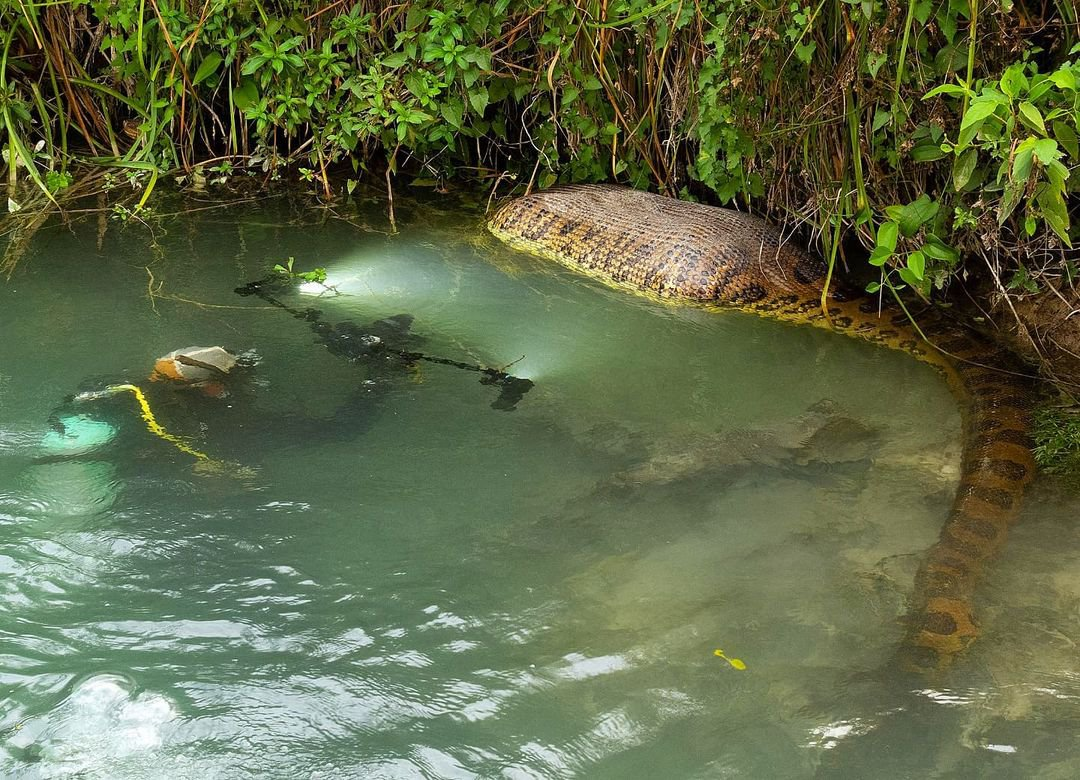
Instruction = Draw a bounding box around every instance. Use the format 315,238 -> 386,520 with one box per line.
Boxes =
714,648 -> 747,670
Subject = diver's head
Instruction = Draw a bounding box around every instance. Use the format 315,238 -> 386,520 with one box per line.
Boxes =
149,345 -> 241,397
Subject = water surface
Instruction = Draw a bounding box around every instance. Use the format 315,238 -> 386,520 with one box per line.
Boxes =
2,191 -> 1079,778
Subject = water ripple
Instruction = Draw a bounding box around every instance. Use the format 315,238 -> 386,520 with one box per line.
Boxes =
3,674 -> 177,779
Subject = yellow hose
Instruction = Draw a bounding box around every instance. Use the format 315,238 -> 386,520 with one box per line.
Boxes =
98,384 -> 253,478
104,383 -> 213,461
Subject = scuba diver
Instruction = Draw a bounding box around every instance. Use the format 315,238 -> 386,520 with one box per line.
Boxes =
27,284 -> 534,512
25,344 -> 257,517
24,312 -> 423,516
33,311 -> 426,487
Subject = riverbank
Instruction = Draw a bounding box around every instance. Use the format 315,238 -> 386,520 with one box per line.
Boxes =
3,2 -> 1077,288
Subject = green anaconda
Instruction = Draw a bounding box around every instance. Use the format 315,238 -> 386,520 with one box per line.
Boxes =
487,183 -> 1037,673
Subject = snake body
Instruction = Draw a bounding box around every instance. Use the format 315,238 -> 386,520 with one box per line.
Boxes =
488,184 -> 1036,672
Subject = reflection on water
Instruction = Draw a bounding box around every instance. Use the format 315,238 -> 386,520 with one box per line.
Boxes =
1,191 -> 1079,777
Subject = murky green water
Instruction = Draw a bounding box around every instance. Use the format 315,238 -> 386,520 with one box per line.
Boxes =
2,191 -> 1080,778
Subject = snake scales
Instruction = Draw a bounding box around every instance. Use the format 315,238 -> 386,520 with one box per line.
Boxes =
488,183 -> 1037,673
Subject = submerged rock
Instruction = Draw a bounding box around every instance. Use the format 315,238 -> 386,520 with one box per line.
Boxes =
604,399 -> 882,489
793,415 -> 881,466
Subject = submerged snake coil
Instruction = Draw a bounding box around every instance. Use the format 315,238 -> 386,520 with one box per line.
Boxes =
488,184 -> 1036,673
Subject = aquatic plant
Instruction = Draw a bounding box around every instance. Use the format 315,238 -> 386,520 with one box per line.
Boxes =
271,257 -> 328,285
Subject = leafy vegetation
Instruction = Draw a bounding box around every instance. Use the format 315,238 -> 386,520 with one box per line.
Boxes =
271,257 -> 328,285
0,0 -> 1078,297
1033,405 -> 1080,478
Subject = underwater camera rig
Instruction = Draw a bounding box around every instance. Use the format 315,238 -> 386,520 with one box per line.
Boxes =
235,275 -> 535,411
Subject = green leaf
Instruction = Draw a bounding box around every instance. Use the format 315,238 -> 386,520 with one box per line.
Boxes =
1049,67 -> 1077,91
1012,139 -> 1034,182
440,100 -> 463,129
957,118 -> 984,149
795,41 -> 816,63
961,98 -> 1000,129
1028,79 -> 1054,103
405,4 -> 425,29
955,93 -> 1005,149
1033,137 -> 1061,165
240,56 -> 264,76
877,220 -> 899,253
1037,184 -> 1072,246
897,266 -> 922,287
193,52 -> 223,85
866,51 -> 887,79
1018,101 -> 1047,136
402,71 -> 426,99
872,108 -> 892,132
232,79 -> 259,110
382,52 -> 408,68
999,63 -> 1029,99
952,147 -> 978,190
922,82 -> 971,100
998,183 -> 1024,225
922,238 -> 959,265
937,4 -> 958,42
934,43 -> 964,72
911,144 -> 948,162
869,221 -> 896,268
1047,159 -> 1070,189
887,195 -> 939,237
406,108 -> 432,124
868,246 -> 892,266
906,250 -> 926,281
468,86 -> 489,115
1052,120 -> 1078,159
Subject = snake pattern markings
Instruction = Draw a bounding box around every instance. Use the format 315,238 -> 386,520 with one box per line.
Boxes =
488,183 -> 1036,673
